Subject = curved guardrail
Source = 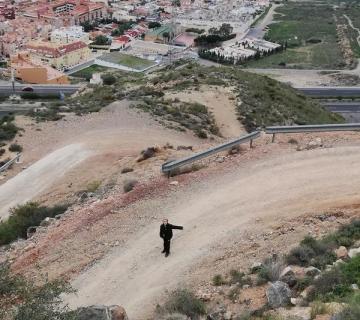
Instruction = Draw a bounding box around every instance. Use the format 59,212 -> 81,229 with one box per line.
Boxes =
266,123 -> 360,142
0,153 -> 21,173
162,131 -> 260,174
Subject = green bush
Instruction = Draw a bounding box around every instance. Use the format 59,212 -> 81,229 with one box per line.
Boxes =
310,301 -> 329,319
257,256 -> 284,284
102,74 -> 117,85
156,289 -> 206,320
0,262 -> 75,320
0,115 -> 19,143
0,202 -> 68,245
323,219 -> 360,248
228,285 -> 241,302
287,236 -> 336,268
195,129 -> 208,139
86,180 -> 101,193
309,268 -> 351,301
333,293 -> 360,320
212,274 -> 226,286
123,179 -> 138,193
8,143 -> 22,152
340,255 -> 360,286
121,167 -> 134,174
229,270 -> 248,285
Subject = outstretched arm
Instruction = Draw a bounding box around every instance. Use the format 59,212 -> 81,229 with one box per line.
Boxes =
171,224 -> 183,230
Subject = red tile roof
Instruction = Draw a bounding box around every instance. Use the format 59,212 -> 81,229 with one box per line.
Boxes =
26,40 -> 88,58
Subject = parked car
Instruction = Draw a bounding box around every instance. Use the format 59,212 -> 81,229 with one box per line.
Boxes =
22,87 -> 34,92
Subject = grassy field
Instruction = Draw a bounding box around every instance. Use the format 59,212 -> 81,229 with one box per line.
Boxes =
71,65 -> 113,79
246,2 -> 346,69
100,53 -> 156,70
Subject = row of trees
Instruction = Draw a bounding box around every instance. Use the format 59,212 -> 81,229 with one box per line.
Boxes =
198,42 -> 287,65
194,23 -> 236,47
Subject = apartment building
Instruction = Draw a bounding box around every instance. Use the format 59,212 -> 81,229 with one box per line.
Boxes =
51,26 -> 90,44
26,39 -> 91,70
10,51 -> 69,84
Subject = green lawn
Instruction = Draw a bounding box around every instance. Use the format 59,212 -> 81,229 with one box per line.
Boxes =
246,2 -> 346,69
99,53 -> 156,70
71,65 -> 113,79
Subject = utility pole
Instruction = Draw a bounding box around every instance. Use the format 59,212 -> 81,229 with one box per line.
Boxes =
168,0 -> 177,64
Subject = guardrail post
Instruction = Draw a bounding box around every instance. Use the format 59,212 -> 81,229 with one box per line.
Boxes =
250,139 -> 253,148
16,154 -> 21,163
271,133 -> 275,143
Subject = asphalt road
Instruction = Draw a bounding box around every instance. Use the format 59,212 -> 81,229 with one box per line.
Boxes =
296,87 -> 360,98
0,84 -> 81,96
322,101 -> 360,113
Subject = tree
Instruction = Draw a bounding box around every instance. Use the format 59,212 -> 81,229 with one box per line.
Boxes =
0,262 -> 76,320
148,21 -> 161,28
94,35 -> 110,45
218,23 -> 233,37
162,32 -> 170,42
101,74 -> 116,85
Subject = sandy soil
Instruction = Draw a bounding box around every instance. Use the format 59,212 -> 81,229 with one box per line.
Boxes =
0,101 -> 199,212
63,142 -> 360,319
0,144 -> 91,220
166,86 -> 245,138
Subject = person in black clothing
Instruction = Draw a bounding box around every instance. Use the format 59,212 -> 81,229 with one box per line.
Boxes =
160,219 -> 183,257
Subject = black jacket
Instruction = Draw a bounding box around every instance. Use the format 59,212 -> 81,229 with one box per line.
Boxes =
160,223 -> 183,240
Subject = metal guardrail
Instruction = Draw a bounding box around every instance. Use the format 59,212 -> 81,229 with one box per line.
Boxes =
266,123 -> 360,142
162,131 -> 260,174
0,153 -> 21,173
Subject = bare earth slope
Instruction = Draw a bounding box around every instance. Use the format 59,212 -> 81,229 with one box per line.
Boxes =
67,144 -> 360,319
0,144 -> 92,220
0,101 -> 198,216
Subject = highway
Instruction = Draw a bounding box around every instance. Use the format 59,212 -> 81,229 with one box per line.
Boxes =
322,101 -> 360,113
295,87 -> 360,98
0,84 -> 81,96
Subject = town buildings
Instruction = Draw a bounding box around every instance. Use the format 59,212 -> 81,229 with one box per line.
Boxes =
10,52 -> 70,84
26,39 -> 91,70
51,26 -> 90,44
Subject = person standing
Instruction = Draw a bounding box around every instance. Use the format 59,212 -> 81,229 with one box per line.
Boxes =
160,219 -> 183,257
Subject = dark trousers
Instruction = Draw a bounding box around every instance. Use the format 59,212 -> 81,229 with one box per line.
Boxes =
163,239 -> 171,254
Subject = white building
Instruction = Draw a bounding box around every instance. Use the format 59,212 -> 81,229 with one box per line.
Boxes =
50,26 -> 90,44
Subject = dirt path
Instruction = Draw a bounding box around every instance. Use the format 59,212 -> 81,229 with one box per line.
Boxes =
67,145 -> 360,319
166,87 -> 245,138
0,144 -> 92,220
344,14 -> 360,47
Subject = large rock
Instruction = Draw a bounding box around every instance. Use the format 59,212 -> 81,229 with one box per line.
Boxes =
76,305 -> 128,320
304,266 -> 321,277
334,246 -> 348,259
306,138 -> 323,150
348,247 -> 360,258
266,281 -> 292,308
250,262 -> 262,273
280,266 -> 297,287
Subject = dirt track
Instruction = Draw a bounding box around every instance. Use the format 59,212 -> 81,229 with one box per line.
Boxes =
0,102 -> 198,217
67,144 -> 360,319
0,144 -> 92,220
